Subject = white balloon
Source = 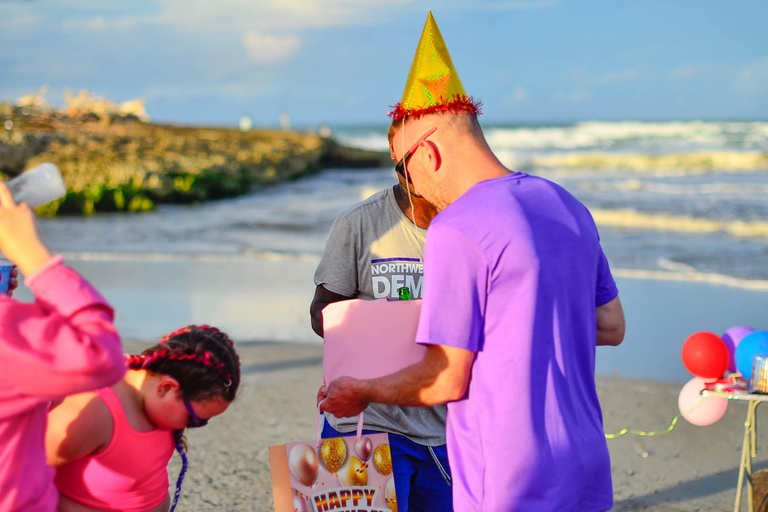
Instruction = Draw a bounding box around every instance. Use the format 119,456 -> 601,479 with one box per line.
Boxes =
293,493 -> 307,512
355,436 -> 373,461
678,377 -> 728,426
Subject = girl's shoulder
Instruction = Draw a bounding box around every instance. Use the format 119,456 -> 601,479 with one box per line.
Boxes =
46,389 -> 114,467
111,380 -> 157,432
49,389 -> 113,428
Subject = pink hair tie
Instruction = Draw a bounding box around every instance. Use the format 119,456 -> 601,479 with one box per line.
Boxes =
159,326 -> 192,345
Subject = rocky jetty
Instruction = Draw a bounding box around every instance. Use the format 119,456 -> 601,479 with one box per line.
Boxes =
0,103 -> 388,215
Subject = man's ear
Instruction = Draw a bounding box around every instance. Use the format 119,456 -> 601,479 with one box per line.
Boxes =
424,141 -> 442,172
156,376 -> 180,398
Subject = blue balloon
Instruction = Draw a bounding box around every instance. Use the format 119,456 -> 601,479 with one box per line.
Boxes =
734,330 -> 768,381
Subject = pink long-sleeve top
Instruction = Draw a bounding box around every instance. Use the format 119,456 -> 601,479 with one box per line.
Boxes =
0,257 -> 126,512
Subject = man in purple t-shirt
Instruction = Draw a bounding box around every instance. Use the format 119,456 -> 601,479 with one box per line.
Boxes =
320,111 -> 626,511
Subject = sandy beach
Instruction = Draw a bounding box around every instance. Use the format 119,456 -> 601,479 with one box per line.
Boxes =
132,338 -> 768,512
3,1 -> 766,509
15,257 -> 768,511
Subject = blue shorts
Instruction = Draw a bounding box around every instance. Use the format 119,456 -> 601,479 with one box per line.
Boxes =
322,419 -> 452,512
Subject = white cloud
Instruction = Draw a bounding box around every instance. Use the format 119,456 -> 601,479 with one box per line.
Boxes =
481,0 -> 560,10
671,64 -> 700,80
736,58 -> 768,94
11,57 -> 99,79
670,63 -> 726,82
61,16 -> 108,31
0,8 -> 42,33
50,0 -> 137,10
558,90 -> 590,103
597,68 -> 638,84
56,0 -> 415,66
570,90 -> 590,102
566,66 -> 644,88
138,0 -> 412,33
56,0 -> 557,36
143,79 -> 281,101
61,14 -> 155,32
242,31 -> 302,63
434,0 -> 559,10
502,87 -> 529,107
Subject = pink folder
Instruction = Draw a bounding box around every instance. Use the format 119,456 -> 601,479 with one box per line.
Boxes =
322,299 -> 425,383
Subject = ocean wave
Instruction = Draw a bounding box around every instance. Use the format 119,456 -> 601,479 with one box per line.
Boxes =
613,266 -> 768,292
61,251 -> 321,262
590,208 -> 768,239
533,151 -> 768,171
578,179 -> 768,195
336,132 -> 390,152
487,121 -> 768,151
337,121 -> 768,156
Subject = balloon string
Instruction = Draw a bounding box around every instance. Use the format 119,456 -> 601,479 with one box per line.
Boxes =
605,415 -> 680,439
605,396 -> 705,439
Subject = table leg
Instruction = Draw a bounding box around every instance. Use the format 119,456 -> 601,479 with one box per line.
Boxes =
735,401 -> 760,512
749,401 -> 757,512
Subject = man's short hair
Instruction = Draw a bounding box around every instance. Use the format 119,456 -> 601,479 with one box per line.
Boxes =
388,113 -> 482,151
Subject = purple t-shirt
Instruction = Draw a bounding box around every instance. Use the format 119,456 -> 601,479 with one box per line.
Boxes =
417,173 -> 618,511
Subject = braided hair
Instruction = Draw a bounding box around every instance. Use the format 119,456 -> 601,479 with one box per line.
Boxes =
127,325 -> 241,512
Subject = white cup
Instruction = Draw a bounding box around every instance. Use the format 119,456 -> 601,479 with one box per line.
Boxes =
0,258 -> 13,294
6,162 -> 66,208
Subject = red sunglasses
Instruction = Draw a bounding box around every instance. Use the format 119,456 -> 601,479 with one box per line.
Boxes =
394,127 -> 437,183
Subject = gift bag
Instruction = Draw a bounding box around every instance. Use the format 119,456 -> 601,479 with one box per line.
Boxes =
269,414 -> 398,512
270,299 -> 422,511
322,299 -> 424,382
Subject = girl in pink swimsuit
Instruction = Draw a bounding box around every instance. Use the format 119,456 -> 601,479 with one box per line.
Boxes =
46,325 -> 241,512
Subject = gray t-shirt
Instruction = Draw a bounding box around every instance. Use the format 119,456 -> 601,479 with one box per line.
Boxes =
314,186 -> 446,446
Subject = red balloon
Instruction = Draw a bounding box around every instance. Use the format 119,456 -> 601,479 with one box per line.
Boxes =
681,331 -> 730,379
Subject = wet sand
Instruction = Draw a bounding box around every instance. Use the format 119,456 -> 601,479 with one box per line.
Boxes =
15,256 -> 768,383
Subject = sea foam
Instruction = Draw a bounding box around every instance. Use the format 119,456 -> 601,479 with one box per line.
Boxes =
533,152 -> 768,171
590,208 -> 768,239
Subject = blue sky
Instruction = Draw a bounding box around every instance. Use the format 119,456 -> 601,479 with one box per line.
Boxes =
1,0 -> 766,127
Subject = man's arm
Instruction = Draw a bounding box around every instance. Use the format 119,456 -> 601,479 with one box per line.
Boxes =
319,344 -> 475,417
596,295 -> 625,346
309,285 -> 353,337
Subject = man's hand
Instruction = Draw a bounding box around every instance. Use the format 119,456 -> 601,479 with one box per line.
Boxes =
317,385 -> 327,408
0,182 -> 52,277
318,377 -> 370,418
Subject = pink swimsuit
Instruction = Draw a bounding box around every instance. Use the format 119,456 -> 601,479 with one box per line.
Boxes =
0,257 -> 125,512
55,387 -> 175,512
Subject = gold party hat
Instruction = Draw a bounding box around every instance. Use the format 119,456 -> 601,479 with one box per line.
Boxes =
389,11 -> 481,120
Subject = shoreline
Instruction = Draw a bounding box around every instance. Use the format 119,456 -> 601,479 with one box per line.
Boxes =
13,257 -> 768,385
54,249 -> 768,292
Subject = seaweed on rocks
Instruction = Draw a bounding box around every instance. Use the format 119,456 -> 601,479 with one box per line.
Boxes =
0,103 -> 388,216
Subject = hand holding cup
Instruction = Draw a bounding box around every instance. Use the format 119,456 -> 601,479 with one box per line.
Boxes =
0,264 -> 18,296
0,182 -> 52,278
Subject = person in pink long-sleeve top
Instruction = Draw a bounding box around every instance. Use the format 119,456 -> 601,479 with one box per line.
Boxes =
0,181 -> 126,512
